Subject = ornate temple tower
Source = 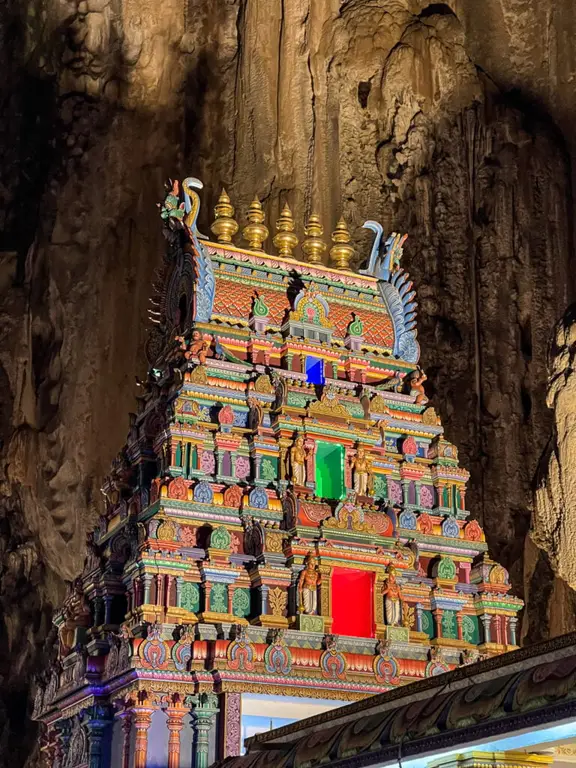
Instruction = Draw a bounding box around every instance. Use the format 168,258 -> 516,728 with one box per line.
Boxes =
32,179 -> 523,767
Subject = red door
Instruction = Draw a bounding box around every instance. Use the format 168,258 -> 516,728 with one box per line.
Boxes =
331,567 -> 375,638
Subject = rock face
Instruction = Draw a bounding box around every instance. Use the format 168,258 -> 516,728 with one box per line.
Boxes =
526,303 -> 576,643
1,0 -> 575,763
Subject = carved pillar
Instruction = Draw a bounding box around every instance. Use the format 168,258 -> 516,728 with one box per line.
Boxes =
175,577 -> 184,609
433,609 -> 442,638
40,727 -> 58,768
456,613 -> 463,641
216,448 -> 224,477
480,614 -> 492,644
53,721 -> 71,768
190,693 -> 220,768
227,585 -> 235,615
289,570 -> 300,616
94,597 -> 105,626
142,574 -> 153,605
509,616 -> 518,646
221,692 -> 242,758
131,579 -> 138,610
278,439 -> 291,481
503,616 -> 510,646
374,573 -> 385,628
103,596 -> 113,625
260,584 -> 270,615
344,447 -> 354,489
437,481 -> 446,507
415,603 -> 423,633
156,574 -> 165,608
254,453 -> 263,482
165,705 -> 187,768
304,437 -> 316,487
126,584 -> 134,615
85,704 -> 114,768
401,479 -> 410,506
193,445 -> 202,479
133,706 -> 154,768
414,481 -> 422,506
204,582 -> 212,612
166,576 -> 173,610
318,565 -> 331,623
460,563 -> 471,584
119,713 -> 132,768
493,615 -> 503,645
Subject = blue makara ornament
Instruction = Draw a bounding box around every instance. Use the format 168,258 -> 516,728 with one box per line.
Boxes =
182,177 -> 215,324
362,220 -> 419,364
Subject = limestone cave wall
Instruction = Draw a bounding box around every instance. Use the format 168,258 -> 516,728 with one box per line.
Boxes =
1,0 -> 576,763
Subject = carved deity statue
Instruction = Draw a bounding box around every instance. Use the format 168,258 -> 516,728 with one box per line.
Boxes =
59,579 -> 92,658
187,330 -> 211,364
409,367 -> 428,405
381,567 -> 403,627
298,554 -> 321,615
352,446 -> 373,497
290,435 -> 307,487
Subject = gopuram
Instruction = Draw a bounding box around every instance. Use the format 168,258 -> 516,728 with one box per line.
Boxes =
32,178 -> 523,768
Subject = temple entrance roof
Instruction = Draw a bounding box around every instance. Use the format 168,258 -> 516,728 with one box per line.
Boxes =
215,632 -> 576,768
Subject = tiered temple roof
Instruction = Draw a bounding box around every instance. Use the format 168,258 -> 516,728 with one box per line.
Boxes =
32,178 -> 523,768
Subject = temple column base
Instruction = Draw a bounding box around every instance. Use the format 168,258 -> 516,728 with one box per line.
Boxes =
290,614 -> 325,632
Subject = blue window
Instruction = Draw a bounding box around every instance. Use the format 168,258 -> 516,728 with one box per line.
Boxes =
305,356 -> 325,385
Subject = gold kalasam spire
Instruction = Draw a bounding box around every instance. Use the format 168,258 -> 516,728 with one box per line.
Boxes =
210,188 -> 238,244
301,213 -> 327,264
330,217 -> 354,269
242,197 -> 269,251
273,203 -> 299,258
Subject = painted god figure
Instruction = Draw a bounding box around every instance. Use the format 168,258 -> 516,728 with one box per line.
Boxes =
409,367 -> 428,405
352,446 -> 372,497
290,435 -> 307,487
382,567 -> 403,626
59,579 -> 92,657
187,330 -> 211,364
298,554 -> 321,614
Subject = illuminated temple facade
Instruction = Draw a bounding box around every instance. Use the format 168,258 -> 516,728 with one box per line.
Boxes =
32,179 -> 523,767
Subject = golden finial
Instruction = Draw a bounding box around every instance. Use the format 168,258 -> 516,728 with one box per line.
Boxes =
330,217 -> 354,269
211,188 -> 238,244
273,203 -> 299,258
301,213 -> 327,264
242,197 -> 269,251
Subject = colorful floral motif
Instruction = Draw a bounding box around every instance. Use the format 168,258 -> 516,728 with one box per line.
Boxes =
419,485 -> 434,508
210,583 -> 228,613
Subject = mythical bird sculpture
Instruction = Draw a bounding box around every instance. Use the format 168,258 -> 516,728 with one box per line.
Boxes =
361,220 -> 419,364
182,177 -> 215,324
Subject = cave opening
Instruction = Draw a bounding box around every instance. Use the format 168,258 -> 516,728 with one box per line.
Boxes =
419,3 -> 457,18
357,81 -> 372,109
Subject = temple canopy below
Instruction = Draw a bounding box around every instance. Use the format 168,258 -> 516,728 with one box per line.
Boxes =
215,632 -> 576,768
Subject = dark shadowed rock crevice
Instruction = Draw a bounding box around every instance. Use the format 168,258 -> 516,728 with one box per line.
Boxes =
0,0 -> 576,764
